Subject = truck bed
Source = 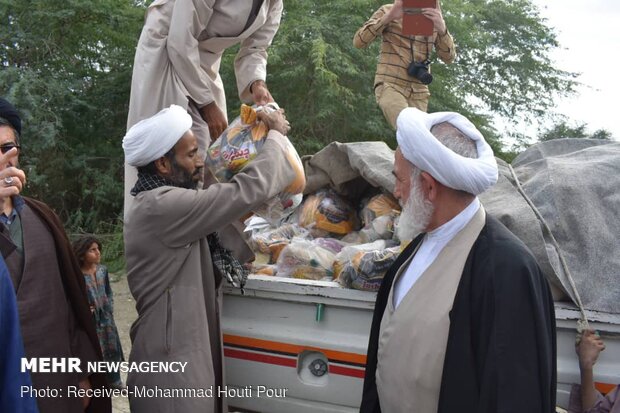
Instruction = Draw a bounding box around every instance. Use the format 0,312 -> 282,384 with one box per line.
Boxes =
223,275 -> 620,412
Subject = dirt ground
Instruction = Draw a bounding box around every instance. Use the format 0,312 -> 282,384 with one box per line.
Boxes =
109,276 -> 243,413
110,274 -> 135,413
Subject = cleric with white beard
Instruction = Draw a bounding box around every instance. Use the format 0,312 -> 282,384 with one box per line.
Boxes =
360,108 -> 557,413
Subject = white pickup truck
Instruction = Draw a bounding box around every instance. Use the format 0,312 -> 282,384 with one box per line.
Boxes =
222,276 -> 620,413
222,138 -> 620,412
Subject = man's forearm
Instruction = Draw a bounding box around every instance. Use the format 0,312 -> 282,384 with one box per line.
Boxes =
353,7 -> 388,48
435,30 -> 456,64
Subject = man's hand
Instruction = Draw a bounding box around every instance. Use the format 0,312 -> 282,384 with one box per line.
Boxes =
421,6 -> 447,35
200,102 -> 228,142
386,0 -> 403,21
257,108 -> 290,136
251,80 -> 274,106
78,377 -> 92,409
576,330 -> 605,370
0,148 -> 26,199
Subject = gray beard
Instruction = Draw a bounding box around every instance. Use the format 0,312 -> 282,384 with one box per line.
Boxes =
396,178 -> 434,242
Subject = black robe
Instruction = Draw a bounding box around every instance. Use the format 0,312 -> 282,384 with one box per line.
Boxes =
361,215 -> 557,413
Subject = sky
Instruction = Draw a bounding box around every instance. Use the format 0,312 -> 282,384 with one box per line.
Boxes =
531,0 -> 620,139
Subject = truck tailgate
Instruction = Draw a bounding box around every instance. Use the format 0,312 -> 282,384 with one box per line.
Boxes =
223,276 -> 373,412
223,276 -> 620,412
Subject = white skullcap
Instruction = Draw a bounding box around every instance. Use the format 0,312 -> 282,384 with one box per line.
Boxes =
396,108 -> 498,195
122,105 -> 192,167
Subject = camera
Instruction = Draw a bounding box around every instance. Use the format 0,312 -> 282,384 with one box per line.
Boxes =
407,60 -> 433,85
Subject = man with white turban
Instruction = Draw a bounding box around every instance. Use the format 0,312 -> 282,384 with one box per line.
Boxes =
361,108 -> 556,413
123,105 -> 295,413
125,0 -> 284,213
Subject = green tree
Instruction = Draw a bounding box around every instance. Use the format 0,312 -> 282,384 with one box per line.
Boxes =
539,121 -> 611,142
220,0 -> 393,154
0,0 -> 144,230
0,0 -> 584,236
220,0 -> 576,159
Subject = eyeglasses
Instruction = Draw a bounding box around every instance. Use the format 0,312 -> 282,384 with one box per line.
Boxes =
0,143 -> 21,154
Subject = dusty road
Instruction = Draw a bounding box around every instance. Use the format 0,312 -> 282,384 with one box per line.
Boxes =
110,274 -> 135,413
109,275 -> 245,413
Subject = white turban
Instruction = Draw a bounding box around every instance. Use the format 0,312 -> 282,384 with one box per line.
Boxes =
122,105 -> 192,167
396,108 -> 498,195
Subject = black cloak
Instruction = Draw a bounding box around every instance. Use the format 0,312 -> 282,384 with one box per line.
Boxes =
361,214 -> 557,413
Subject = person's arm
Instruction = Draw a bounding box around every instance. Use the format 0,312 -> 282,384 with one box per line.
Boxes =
236,0 -> 283,104
433,30 -> 456,64
0,150 -> 25,258
353,4 -> 394,49
249,79 -> 274,107
577,330 -> 606,411
156,110 -> 296,247
580,365 -> 598,411
0,261 -> 38,413
422,2 -> 456,64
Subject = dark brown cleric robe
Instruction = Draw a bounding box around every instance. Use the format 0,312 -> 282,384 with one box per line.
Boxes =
361,214 -> 557,413
0,196 -> 111,413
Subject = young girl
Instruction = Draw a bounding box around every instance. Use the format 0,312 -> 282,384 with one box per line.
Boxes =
73,236 -> 125,389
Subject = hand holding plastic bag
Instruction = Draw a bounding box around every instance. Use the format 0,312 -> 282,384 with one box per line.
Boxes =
206,103 -> 306,224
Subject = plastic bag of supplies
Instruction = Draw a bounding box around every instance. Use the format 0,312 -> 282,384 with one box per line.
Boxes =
336,246 -> 400,291
206,103 -> 306,224
276,239 -> 337,280
298,189 -> 358,235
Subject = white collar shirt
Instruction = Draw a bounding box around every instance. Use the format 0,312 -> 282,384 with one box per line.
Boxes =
393,198 -> 481,308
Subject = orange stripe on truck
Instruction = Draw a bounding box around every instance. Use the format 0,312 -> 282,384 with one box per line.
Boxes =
223,334 -> 367,366
224,348 -> 297,369
595,382 -> 618,395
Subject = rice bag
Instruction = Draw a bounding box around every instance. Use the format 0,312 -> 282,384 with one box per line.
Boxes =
251,223 -> 308,252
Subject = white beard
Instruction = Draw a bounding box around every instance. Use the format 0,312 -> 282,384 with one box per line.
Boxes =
396,177 -> 434,242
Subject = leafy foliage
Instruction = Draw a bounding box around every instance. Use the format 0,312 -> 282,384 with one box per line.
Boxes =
440,0 -> 576,119
0,0 -> 144,231
539,121 -> 611,142
220,0 -> 577,158
220,0 -> 395,154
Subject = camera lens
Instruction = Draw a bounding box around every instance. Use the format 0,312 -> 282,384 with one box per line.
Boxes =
417,70 -> 433,85
407,61 -> 433,85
